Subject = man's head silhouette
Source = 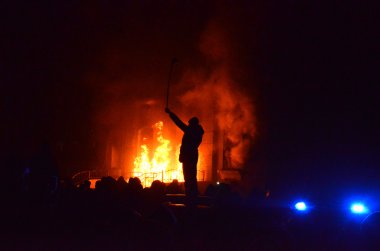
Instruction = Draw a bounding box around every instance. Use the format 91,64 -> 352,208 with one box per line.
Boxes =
188,117 -> 199,126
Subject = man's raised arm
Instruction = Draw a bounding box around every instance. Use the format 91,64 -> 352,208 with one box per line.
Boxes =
165,108 -> 187,132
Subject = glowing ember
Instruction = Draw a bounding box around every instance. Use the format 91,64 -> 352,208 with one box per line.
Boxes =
133,121 -> 184,187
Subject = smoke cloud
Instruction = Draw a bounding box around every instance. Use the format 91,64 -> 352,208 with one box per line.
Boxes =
179,20 -> 256,168
3,1 -> 258,175
77,1 -> 258,172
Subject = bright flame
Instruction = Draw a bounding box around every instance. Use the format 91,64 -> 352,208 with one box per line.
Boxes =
133,121 -> 185,187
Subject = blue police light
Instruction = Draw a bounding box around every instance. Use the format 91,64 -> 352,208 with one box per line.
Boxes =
350,203 -> 368,214
294,201 -> 307,211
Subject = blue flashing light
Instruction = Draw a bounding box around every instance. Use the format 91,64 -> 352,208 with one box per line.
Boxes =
294,201 -> 307,211
350,203 -> 368,214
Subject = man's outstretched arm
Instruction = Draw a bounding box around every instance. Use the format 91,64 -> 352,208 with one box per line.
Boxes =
165,108 -> 187,132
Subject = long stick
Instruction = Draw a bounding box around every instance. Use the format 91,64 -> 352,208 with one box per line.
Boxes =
166,58 -> 178,109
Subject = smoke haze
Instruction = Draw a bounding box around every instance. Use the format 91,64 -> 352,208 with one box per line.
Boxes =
1,1 -> 259,176
179,20 -> 256,168
78,2 -> 258,172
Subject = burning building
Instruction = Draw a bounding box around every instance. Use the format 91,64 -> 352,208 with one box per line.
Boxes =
99,99 -> 215,187
100,64 -> 256,187
73,3 -> 256,187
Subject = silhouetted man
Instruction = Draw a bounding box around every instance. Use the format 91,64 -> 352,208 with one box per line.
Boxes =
165,108 -> 204,208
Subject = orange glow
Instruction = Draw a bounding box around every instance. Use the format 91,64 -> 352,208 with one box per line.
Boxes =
133,121 -> 187,187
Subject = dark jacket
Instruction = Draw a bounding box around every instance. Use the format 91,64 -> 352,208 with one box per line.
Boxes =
168,112 -> 204,163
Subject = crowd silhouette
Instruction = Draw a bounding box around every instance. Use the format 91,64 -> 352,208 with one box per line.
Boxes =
1,166 -> 379,250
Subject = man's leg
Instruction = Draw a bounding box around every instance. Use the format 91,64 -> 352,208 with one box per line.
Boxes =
183,162 -> 198,208
187,164 -> 198,201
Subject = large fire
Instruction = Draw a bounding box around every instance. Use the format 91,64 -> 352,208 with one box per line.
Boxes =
133,121 -> 189,187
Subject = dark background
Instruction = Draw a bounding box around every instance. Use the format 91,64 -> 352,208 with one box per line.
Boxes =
2,0 -> 379,197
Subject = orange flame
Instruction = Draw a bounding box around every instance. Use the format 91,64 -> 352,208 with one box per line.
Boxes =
133,121 -> 184,187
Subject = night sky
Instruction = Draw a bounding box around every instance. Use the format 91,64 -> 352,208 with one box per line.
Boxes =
2,0 -> 379,196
